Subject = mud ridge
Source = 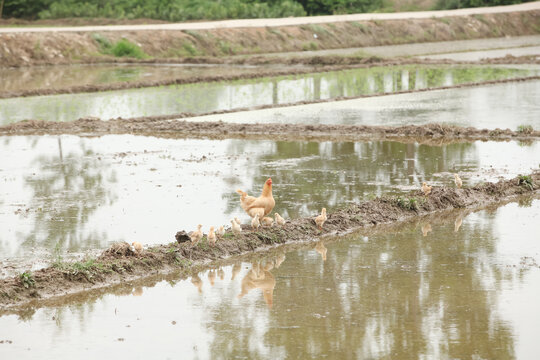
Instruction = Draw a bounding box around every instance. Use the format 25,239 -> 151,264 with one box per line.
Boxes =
0,171 -> 538,310
2,117 -> 539,144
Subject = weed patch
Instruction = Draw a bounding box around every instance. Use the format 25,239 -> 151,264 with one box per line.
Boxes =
19,272 -> 35,289
517,125 -> 533,134
518,175 -> 534,190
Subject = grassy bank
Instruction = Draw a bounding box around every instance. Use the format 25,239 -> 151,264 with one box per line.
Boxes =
1,10 -> 539,67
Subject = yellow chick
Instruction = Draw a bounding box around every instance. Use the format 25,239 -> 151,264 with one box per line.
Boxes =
216,225 -> 225,238
234,217 -> 242,225
251,213 -> 261,231
261,216 -> 274,227
454,174 -> 463,189
421,182 -> 432,196
275,213 -> 286,226
208,226 -> 216,246
189,224 -> 203,246
315,208 -> 327,230
231,219 -> 242,234
132,241 -> 143,254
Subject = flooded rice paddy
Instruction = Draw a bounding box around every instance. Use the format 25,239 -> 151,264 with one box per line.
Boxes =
1,65 -> 539,125
195,79 -> 540,130
1,200 -> 539,359
1,134 -> 538,275
0,63 -> 267,93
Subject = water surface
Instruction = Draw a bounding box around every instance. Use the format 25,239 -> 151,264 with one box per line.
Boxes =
0,63 -> 267,93
194,79 -> 540,130
1,134 -> 538,274
1,65 -> 538,125
1,200 -> 539,359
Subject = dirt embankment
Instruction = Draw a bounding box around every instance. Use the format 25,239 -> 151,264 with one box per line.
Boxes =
1,10 -> 538,67
2,100 -> 539,144
0,171 -> 538,310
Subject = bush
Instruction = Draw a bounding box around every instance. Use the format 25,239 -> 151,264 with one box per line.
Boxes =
35,0 -> 306,21
92,34 -> 147,59
110,39 -> 147,58
434,0 -> 532,10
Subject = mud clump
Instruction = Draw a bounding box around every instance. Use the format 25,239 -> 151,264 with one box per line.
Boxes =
175,231 -> 191,244
0,171 -> 538,311
103,242 -> 136,257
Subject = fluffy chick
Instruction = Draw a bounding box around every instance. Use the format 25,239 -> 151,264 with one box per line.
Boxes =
216,225 -> 225,238
275,213 -> 286,226
189,224 -> 203,245
132,241 -> 143,254
231,219 -> 242,234
421,182 -> 432,196
261,216 -> 274,227
454,174 -> 463,189
208,226 -> 216,246
251,213 -> 261,231
315,208 -> 327,230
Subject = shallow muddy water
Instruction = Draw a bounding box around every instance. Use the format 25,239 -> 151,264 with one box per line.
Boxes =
1,134 -> 538,275
1,65 -> 538,125
0,63 -> 266,93
1,200 -> 539,359
194,79 -> 540,130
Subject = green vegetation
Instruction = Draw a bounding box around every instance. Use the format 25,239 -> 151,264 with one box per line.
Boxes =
1,0 -> 305,21
302,41 -> 318,51
518,175 -> 534,190
92,34 -> 148,59
19,271 -> 35,288
517,124 -> 534,134
2,0 -> 533,21
434,0 -> 532,10
396,196 -> 420,211
53,258 -> 107,279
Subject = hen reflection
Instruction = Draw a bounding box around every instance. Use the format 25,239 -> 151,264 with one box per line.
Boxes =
238,262 -> 276,309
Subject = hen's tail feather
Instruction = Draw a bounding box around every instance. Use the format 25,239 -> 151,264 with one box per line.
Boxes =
236,189 -> 247,199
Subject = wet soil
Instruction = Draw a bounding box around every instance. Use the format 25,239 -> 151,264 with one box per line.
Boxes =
1,10 -> 538,68
0,171 -> 538,310
1,57 -> 539,99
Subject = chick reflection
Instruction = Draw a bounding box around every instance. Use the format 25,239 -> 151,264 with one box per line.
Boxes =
231,263 -> 242,280
191,274 -> 203,293
238,262 -> 276,309
132,286 -> 143,297
421,223 -> 432,237
454,215 -> 463,232
208,269 -> 216,286
218,268 -> 225,281
315,241 -> 327,261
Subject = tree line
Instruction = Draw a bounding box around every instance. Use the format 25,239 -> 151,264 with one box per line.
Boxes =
0,0 -> 533,21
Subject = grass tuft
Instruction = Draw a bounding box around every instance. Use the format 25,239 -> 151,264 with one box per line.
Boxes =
19,271 -> 35,289
517,125 -> 533,134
